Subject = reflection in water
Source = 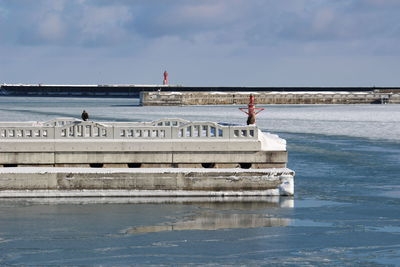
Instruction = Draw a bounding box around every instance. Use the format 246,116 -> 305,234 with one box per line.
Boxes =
125,213 -> 291,234
118,198 -> 293,234
1,196 -> 294,235
194,198 -> 294,210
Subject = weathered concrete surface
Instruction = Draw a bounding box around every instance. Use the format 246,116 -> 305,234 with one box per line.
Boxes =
0,151 -> 287,167
0,196 -> 293,205
0,167 -> 294,196
141,91 -> 400,105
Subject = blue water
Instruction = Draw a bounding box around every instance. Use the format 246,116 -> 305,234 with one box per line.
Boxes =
0,97 -> 400,266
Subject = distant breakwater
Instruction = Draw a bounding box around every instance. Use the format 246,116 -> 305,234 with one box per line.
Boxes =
140,91 -> 400,105
1,84 -> 400,100
1,84 -> 400,104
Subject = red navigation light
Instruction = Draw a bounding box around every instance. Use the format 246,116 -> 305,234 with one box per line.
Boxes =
163,71 -> 168,85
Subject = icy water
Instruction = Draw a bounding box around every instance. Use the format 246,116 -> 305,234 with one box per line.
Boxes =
0,97 -> 400,266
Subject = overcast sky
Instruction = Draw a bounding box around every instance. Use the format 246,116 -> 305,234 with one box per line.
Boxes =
0,0 -> 399,86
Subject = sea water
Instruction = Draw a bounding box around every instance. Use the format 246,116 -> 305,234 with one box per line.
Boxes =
0,97 -> 399,266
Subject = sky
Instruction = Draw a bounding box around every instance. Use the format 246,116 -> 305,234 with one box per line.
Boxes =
0,0 -> 400,86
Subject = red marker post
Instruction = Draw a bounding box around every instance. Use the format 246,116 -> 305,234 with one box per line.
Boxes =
163,71 -> 168,85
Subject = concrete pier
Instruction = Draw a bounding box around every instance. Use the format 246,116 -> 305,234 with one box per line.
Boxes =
0,118 -> 294,196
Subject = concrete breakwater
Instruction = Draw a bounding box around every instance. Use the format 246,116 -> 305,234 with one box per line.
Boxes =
140,91 -> 400,105
2,84 -> 400,100
0,168 -> 294,197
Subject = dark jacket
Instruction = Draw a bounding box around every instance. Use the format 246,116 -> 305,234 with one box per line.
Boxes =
81,111 -> 89,121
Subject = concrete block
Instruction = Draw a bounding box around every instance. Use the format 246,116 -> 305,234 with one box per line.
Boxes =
0,152 -> 55,164
0,173 -> 57,189
0,168 -> 295,196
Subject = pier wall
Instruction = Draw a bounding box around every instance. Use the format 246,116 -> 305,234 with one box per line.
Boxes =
0,168 -> 295,196
140,91 -> 400,105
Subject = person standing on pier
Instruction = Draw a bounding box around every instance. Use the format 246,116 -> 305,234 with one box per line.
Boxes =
81,110 -> 89,121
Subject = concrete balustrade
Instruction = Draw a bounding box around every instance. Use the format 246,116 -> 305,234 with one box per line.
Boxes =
152,118 -> 189,127
56,122 -> 112,139
0,127 -> 54,139
0,118 -> 285,168
0,118 -> 258,140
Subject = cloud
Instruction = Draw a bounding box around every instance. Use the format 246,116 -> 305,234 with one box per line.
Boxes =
312,8 -> 335,32
130,0 -> 248,40
78,4 -> 132,45
1,0 -> 400,48
37,13 -> 65,41
0,0 -> 134,46
1,0 -> 400,86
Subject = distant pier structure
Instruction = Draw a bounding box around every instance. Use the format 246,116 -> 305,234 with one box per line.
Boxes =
1,84 -> 399,104
0,84 -> 160,97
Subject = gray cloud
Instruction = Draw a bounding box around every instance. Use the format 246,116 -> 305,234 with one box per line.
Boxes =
1,0 -> 400,48
1,0 -> 400,85
0,0 -> 134,46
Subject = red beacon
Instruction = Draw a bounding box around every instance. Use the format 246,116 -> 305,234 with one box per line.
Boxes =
163,71 -> 168,85
239,94 -> 264,125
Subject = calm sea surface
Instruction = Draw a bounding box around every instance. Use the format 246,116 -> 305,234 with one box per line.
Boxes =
0,97 -> 399,266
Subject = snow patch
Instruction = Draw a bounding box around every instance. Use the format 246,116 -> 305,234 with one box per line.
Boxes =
0,167 -> 294,175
